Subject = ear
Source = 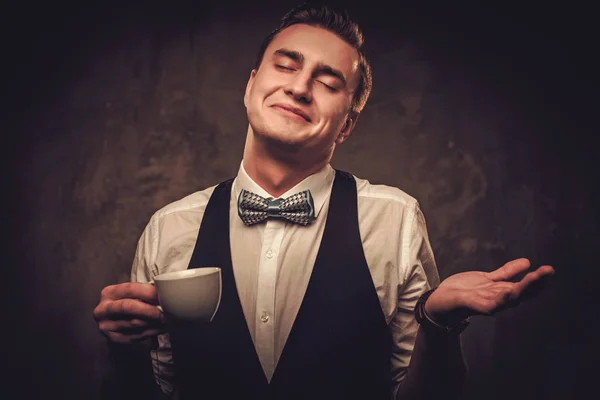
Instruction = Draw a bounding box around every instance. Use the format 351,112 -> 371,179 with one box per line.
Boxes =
335,111 -> 360,145
244,69 -> 257,108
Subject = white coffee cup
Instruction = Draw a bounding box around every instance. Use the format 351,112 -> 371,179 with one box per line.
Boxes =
153,267 -> 222,321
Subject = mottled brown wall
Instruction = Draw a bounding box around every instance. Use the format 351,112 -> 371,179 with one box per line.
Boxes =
6,1 -> 597,399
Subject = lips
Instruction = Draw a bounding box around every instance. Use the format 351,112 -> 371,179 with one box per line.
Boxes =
271,104 -> 311,122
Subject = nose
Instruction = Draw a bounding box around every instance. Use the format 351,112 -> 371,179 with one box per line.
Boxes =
284,72 -> 312,104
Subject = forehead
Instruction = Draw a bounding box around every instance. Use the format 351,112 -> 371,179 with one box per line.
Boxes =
265,24 -> 360,87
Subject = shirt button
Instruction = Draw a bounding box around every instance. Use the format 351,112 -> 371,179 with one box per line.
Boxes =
266,250 -> 274,259
260,311 -> 270,323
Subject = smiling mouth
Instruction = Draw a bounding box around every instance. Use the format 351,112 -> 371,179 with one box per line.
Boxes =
271,105 -> 311,122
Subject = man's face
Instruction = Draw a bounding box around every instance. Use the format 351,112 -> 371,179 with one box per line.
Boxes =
244,24 -> 361,158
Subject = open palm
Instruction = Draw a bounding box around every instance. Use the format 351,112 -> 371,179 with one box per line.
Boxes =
425,258 -> 555,325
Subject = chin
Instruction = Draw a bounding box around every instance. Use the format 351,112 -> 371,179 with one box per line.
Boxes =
251,119 -> 307,145
260,130 -> 306,150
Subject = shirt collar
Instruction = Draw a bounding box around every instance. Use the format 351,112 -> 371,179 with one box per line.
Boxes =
233,160 -> 335,219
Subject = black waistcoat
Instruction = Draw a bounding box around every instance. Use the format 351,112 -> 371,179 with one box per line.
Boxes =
168,170 -> 392,400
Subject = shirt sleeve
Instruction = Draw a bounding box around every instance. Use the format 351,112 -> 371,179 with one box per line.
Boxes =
130,213 -> 161,284
129,213 -> 179,398
390,201 -> 440,397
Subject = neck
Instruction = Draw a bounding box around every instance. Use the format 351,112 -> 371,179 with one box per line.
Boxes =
242,127 -> 332,198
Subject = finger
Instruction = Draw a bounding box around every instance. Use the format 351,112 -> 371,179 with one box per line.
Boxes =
486,282 -> 514,290
511,265 -> 555,299
100,318 -> 164,334
535,265 -> 555,278
105,299 -> 165,321
107,328 -> 166,344
487,258 -> 531,282
471,270 -> 553,316
100,282 -> 159,304
95,298 -> 165,322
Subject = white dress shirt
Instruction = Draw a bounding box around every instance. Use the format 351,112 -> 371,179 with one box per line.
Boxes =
131,161 -> 440,398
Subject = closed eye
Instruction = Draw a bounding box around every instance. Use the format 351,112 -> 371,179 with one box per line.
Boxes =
318,81 -> 338,93
276,64 -> 295,71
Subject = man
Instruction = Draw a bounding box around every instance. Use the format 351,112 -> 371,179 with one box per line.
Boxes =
94,4 -> 554,399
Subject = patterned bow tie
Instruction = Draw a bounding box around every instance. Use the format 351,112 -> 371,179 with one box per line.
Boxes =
237,189 -> 316,226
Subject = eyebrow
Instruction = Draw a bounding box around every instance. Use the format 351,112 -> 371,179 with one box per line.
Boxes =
273,48 -> 347,87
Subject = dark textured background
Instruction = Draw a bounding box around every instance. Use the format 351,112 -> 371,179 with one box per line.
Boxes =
5,1 -> 597,398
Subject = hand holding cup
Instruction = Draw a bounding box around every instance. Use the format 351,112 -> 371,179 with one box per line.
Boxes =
93,282 -> 167,344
